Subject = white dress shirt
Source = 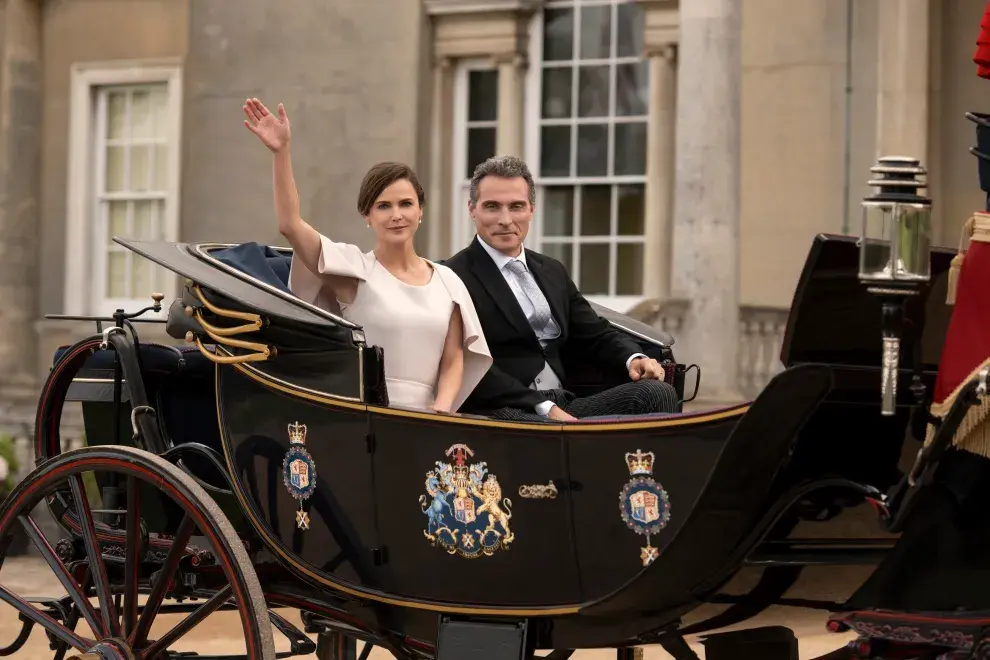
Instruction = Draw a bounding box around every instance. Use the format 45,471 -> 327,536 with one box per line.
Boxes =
475,236 -> 645,417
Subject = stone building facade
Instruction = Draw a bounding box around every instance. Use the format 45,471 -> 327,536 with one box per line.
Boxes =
0,0 -> 986,441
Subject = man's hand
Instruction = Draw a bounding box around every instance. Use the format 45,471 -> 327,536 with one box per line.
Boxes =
629,356 -> 665,382
547,405 -> 578,422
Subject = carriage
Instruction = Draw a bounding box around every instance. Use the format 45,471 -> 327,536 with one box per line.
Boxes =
1,154 -> 989,660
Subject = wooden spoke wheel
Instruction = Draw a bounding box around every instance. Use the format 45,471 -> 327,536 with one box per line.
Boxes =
0,445 -> 275,659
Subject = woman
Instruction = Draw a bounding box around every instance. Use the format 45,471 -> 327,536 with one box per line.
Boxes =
242,98 -> 491,413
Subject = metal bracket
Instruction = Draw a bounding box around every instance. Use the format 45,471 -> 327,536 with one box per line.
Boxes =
130,405 -> 156,439
99,326 -> 126,350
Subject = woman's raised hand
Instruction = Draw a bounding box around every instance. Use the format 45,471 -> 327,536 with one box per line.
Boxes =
243,98 -> 290,153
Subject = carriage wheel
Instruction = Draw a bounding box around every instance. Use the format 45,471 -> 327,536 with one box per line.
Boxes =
0,445 -> 275,659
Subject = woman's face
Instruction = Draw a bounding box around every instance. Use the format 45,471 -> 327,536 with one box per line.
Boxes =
366,178 -> 422,245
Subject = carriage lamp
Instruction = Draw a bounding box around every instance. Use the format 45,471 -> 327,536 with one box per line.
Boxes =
858,156 -> 932,416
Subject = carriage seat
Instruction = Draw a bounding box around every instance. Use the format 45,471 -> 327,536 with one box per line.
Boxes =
55,342 -> 223,465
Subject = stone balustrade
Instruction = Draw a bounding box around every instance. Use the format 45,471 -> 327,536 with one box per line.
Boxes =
626,299 -> 789,401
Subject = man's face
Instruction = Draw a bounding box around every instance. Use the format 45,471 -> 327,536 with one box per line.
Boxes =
469,176 -> 533,257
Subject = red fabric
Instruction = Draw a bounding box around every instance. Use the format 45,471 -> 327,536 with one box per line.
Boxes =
976,1 -> 990,78
933,239 -> 990,403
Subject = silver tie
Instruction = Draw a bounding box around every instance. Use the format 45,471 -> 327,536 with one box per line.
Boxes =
504,259 -> 553,335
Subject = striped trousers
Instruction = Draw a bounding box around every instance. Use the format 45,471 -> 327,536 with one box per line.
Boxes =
489,379 -> 679,422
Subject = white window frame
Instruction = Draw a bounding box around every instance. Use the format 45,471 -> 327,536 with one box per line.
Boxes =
450,58 -> 499,255
64,59 -> 183,317
524,1 -> 648,314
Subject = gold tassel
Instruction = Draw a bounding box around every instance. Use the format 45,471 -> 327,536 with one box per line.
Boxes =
947,214 -> 977,304
946,253 -> 964,305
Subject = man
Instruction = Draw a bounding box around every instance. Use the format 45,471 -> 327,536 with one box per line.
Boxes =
445,155 -> 679,422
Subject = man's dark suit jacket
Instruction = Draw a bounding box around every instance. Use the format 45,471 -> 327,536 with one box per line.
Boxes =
444,237 -> 645,415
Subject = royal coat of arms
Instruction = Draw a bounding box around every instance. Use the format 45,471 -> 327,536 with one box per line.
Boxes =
618,448 -> 671,566
282,421 -> 317,530
419,443 -> 514,558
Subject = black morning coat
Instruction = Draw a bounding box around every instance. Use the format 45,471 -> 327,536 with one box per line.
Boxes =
443,237 -> 644,415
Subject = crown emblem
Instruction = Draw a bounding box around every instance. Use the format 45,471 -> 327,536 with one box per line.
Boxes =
625,449 -> 655,476
445,443 -> 473,466
288,421 -> 308,445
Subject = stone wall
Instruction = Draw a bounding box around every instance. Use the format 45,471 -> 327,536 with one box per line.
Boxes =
179,0 -> 432,252
0,0 -> 43,437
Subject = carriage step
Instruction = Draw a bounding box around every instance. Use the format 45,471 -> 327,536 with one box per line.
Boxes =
435,616 -> 529,660
699,626 -> 799,660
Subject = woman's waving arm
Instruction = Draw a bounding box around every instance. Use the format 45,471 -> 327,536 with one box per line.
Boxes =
243,98 -> 323,274
244,98 -> 360,304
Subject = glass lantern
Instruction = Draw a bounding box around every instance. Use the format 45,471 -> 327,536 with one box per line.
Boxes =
858,156 -> 932,416
859,156 -> 932,285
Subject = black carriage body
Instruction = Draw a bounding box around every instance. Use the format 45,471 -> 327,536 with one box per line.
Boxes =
36,234 -> 973,653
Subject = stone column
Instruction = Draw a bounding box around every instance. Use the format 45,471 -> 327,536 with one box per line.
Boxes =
875,0 -> 930,164
495,52 -> 526,158
670,0 -> 742,403
0,0 -> 42,419
642,44 -> 677,300
426,56 -> 453,260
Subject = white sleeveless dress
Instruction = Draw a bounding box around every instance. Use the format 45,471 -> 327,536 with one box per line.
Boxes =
287,233 -> 492,412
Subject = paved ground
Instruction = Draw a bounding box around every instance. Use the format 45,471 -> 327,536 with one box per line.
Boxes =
0,556 -> 857,658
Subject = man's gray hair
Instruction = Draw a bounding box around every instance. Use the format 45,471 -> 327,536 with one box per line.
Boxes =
469,155 -> 536,206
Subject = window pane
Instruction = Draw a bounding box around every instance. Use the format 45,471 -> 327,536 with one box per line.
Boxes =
616,2 -> 644,58
107,251 -> 128,298
131,89 -> 155,139
468,70 -> 498,122
543,186 -> 574,236
577,124 -> 608,176
614,122 -> 646,175
580,243 -> 610,294
541,125 -> 571,177
543,8 -> 574,61
578,65 -> 609,117
467,127 -> 496,178
542,67 -> 572,119
133,200 -> 156,239
131,257 -> 152,298
108,201 -> 128,243
616,243 -> 644,295
580,185 -> 611,236
154,144 -> 168,190
129,145 -> 152,191
616,62 -> 648,116
107,91 -> 127,140
105,146 -> 125,192
579,4 -> 611,59
542,242 -> 573,274
152,86 -> 168,137
534,3 -> 649,282
617,184 -> 645,235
